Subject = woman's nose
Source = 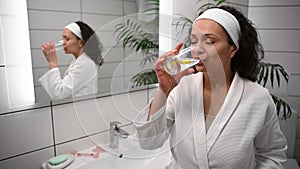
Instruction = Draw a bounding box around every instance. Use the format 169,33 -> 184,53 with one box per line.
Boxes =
192,45 -> 204,56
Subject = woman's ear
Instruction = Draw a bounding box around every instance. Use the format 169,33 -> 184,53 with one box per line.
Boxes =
79,39 -> 84,48
229,45 -> 238,58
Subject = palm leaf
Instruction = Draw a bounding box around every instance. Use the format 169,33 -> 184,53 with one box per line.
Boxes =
196,0 -> 227,12
173,14 -> 193,37
257,62 -> 289,87
114,0 -> 159,88
271,94 -> 292,120
130,69 -> 158,87
114,19 -> 158,58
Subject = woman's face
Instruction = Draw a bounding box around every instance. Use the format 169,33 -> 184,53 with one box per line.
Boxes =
190,19 -> 237,73
62,29 -> 83,57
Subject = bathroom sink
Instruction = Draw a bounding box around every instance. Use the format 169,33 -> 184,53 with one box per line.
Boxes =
100,137 -> 170,159
77,151 -> 171,169
76,138 -> 171,169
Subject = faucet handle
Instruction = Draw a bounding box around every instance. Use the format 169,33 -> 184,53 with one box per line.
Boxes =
110,121 -> 121,129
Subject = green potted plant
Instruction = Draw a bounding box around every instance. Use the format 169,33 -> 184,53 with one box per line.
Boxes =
114,0 -> 291,119
114,0 -> 159,87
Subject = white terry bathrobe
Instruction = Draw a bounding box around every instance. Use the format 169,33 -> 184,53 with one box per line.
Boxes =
39,53 -> 98,100
134,72 -> 287,169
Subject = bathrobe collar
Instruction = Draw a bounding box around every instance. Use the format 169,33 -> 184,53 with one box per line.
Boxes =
192,72 -> 244,166
208,72 -> 244,152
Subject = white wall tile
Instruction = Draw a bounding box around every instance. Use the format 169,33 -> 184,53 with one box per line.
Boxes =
279,109 -> 298,157
110,90 -> 148,121
102,46 -> 124,62
248,7 -> 300,29
97,31 -> 118,47
124,75 -> 135,89
98,62 -> 123,78
95,90 -> 148,125
29,30 -> 63,49
295,138 -> 300,157
0,108 -> 53,160
28,10 -> 81,30
124,60 -> 143,76
56,132 -> 108,155
227,3 -> 249,16
111,76 -> 128,93
124,48 -> 143,61
0,26 -> 4,65
27,0 -> 81,12
34,86 -> 51,104
0,147 -> 54,169
264,52 -> 300,75
0,68 -> 9,112
297,118 -> 300,139
52,99 -> 109,144
32,67 -> 49,86
228,0 -> 249,6
83,14 -> 122,32
82,0 -> 123,15
98,76 -> 125,94
124,1 -> 138,15
288,74 -> 300,97
95,96 -> 128,125
258,30 -> 300,52
286,98 -> 300,119
249,0 -> 300,6
31,48 -> 74,68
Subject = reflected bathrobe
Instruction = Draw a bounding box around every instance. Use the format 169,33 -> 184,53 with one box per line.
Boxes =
39,53 -> 98,100
134,73 -> 287,169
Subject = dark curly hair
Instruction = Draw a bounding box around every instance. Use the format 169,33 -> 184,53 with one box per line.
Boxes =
199,5 -> 264,82
75,21 -> 104,66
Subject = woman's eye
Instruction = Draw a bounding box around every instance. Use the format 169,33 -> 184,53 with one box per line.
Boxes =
205,41 -> 214,45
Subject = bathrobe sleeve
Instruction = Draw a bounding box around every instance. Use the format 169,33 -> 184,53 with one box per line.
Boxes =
254,94 -> 287,169
39,54 -> 97,100
134,89 -> 176,150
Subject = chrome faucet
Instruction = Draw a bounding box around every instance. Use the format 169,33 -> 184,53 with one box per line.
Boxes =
110,121 -> 130,149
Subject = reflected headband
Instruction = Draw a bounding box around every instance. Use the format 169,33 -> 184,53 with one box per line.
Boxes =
193,8 -> 241,49
64,22 -> 82,39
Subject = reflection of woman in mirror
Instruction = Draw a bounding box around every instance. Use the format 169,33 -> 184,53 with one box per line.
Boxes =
39,21 -> 103,100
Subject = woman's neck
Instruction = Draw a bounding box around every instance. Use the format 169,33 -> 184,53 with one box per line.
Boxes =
203,70 -> 233,92
74,49 -> 84,58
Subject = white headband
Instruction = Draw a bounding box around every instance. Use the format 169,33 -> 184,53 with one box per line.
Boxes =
193,8 -> 240,49
64,22 -> 82,39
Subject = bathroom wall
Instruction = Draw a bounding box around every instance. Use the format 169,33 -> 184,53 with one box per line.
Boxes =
0,86 -> 155,168
247,0 -> 300,164
27,0 -> 150,103
1,0 -> 299,168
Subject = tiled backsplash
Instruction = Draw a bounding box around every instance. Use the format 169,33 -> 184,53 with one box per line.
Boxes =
0,87 -> 150,168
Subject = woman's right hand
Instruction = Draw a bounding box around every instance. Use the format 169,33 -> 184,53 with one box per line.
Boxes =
41,39 -> 58,69
154,43 -> 194,96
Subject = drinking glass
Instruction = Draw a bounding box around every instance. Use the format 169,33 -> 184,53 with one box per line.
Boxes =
163,46 -> 200,75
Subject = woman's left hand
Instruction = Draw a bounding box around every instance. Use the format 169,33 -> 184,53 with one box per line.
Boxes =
154,43 -> 194,96
41,39 -> 58,69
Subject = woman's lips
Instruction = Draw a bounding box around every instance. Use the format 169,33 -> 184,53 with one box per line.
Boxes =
196,60 -> 203,66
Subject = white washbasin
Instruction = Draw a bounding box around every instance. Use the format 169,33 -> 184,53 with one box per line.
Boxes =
72,138 -> 171,169
100,136 -> 170,159
77,151 -> 171,169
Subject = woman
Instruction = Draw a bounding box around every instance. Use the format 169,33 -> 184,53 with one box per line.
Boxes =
134,6 -> 287,169
39,21 -> 103,100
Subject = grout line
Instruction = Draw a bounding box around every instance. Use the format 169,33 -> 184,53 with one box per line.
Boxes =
0,105 -> 51,116
0,145 -> 54,162
50,101 -> 57,156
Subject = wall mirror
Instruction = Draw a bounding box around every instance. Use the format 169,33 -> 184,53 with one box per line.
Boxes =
28,0 -> 157,105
